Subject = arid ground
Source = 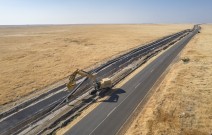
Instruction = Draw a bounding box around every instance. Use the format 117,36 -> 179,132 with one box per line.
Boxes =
0,24 -> 191,106
125,25 -> 212,135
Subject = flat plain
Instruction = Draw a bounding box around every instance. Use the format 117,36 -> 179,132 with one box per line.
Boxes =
0,24 -> 191,106
125,25 -> 212,135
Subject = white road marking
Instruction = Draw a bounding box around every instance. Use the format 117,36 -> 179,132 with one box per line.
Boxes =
89,82 -> 140,135
135,82 -> 141,89
88,31 -> 187,135
107,107 -> 117,117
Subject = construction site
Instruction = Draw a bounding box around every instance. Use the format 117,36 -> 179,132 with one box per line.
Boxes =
0,1 -> 212,135
0,24 -> 211,135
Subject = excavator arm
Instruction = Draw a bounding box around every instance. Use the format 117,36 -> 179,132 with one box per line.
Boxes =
66,69 -> 112,96
66,69 -> 97,90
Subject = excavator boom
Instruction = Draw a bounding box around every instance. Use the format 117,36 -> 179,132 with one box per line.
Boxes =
66,69 -> 112,95
66,69 -> 96,90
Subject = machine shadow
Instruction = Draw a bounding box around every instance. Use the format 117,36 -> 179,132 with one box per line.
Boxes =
99,88 -> 126,103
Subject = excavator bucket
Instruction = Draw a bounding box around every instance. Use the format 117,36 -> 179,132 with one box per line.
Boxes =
66,81 -> 76,90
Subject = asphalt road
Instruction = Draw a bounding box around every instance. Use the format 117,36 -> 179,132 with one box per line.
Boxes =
0,28 -> 189,135
65,26 -> 200,135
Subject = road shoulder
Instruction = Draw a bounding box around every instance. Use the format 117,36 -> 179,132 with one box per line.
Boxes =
125,25 -> 212,135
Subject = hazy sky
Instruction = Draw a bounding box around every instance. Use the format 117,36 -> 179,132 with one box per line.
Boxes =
0,0 -> 211,25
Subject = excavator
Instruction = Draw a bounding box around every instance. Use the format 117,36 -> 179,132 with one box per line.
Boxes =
66,69 -> 112,95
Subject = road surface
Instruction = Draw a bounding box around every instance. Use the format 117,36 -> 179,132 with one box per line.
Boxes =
65,26 -> 200,135
0,28 -> 189,135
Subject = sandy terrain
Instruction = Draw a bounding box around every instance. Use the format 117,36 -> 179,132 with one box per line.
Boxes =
0,24 -> 192,105
125,25 -> 212,135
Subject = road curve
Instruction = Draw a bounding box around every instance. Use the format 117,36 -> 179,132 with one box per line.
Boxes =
65,25 -> 200,135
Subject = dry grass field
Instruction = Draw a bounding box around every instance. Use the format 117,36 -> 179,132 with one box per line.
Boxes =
0,24 -> 192,105
125,25 -> 212,135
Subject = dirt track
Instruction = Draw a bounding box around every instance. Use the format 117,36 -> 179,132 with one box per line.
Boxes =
0,24 -> 191,105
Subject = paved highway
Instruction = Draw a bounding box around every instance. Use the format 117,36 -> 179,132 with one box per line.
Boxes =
0,28 -> 189,135
65,26 -> 200,135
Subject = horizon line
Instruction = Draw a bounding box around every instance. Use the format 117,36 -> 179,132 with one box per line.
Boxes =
0,22 -> 202,26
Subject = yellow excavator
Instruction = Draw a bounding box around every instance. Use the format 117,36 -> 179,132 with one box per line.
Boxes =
66,69 -> 112,95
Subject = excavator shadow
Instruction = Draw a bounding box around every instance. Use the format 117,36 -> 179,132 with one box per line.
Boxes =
99,88 -> 126,103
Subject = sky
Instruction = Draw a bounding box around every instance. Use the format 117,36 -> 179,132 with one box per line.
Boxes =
0,0 -> 211,25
